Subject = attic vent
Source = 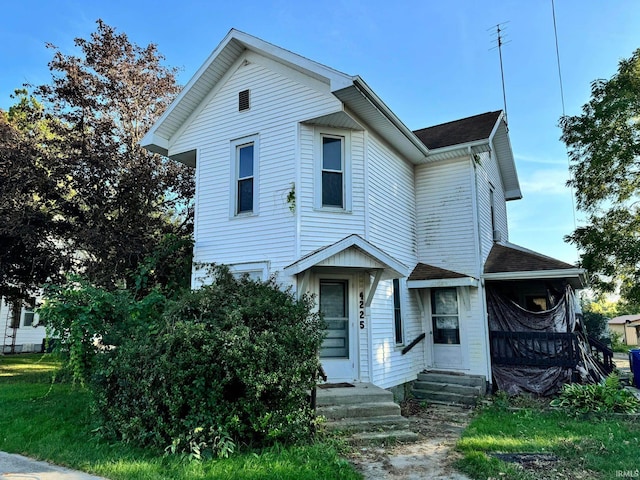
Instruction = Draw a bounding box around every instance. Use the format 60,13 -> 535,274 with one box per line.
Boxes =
239,89 -> 250,111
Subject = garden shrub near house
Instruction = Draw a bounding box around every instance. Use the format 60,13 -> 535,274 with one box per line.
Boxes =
90,266 -> 325,457
550,373 -> 640,414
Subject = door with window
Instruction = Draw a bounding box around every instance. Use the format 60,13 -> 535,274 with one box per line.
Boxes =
319,278 -> 356,381
430,287 -> 463,369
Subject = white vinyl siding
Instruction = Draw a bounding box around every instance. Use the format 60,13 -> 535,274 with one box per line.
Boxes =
365,135 -> 422,389
0,297 -> 46,353
298,126 -> 366,254
415,157 -> 478,276
475,150 -> 509,263
173,52 -> 342,284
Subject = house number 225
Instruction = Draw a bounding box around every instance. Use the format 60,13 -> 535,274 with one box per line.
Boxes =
359,291 -> 365,329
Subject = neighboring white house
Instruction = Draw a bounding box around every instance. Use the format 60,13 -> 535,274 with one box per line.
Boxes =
141,29 -> 586,391
1,296 -> 45,354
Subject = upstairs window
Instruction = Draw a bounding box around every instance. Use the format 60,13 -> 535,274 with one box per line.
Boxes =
314,129 -> 351,211
231,135 -> 259,216
322,136 -> 344,208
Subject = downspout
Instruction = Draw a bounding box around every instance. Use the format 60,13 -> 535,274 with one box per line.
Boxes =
470,146 -> 493,386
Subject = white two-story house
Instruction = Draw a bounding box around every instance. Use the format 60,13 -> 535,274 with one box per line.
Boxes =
142,29 -> 587,393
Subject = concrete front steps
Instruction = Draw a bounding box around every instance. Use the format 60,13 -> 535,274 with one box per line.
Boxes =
412,371 -> 486,406
316,382 -> 419,445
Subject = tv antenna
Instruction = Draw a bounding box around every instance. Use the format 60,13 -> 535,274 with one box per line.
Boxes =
489,22 -> 511,125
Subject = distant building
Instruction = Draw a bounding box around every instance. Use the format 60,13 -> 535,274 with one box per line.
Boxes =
608,315 -> 640,346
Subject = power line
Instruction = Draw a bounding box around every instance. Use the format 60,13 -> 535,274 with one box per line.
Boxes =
551,0 -> 577,230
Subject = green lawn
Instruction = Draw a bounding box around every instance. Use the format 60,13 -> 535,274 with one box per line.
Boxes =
456,401 -> 640,479
0,354 -> 360,480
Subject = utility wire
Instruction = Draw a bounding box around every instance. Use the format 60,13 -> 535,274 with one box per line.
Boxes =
551,0 -> 578,230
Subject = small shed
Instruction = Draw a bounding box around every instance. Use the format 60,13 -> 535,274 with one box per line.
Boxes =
608,315 -> 640,346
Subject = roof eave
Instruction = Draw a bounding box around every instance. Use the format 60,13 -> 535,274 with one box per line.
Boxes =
483,268 -> 588,288
333,77 -> 429,163
407,277 -> 479,289
423,139 -> 491,162
489,117 -> 522,201
141,28 -> 355,160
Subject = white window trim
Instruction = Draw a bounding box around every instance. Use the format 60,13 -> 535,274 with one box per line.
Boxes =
229,261 -> 270,281
229,134 -> 260,218
191,261 -> 269,288
314,127 -> 352,212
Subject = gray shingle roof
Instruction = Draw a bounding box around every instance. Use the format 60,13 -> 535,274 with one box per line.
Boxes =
413,111 -> 502,150
484,243 -> 577,274
408,263 -> 468,281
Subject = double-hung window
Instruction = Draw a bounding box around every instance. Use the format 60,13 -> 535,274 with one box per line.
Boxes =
322,135 -> 344,208
315,129 -> 351,211
231,135 -> 259,216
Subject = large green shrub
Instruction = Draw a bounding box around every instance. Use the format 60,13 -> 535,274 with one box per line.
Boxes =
90,266 -> 324,457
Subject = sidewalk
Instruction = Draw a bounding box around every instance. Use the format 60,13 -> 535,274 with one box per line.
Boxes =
0,452 -> 106,480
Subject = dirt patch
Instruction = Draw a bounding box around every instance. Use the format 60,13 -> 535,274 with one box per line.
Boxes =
347,400 -> 474,480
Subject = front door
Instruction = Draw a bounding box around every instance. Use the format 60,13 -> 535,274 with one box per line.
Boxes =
319,278 -> 356,381
430,287 -> 463,369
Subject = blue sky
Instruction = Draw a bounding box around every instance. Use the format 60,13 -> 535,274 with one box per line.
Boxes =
2,1 -> 640,265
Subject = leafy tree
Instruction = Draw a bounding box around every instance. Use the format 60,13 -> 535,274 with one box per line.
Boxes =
34,20 -> 194,291
561,48 -> 640,304
0,92 -> 71,301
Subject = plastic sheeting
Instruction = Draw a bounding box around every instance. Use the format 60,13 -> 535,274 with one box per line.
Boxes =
488,285 -> 604,396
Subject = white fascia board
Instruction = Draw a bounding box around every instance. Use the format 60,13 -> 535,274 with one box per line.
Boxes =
231,29 -> 353,89
284,235 -> 408,278
487,111 -> 504,143
490,118 -> 522,200
504,189 -> 523,201
350,77 -> 430,158
407,277 -> 479,289
424,139 -> 491,162
483,268 -> 587,284
140,133 -> 169,155
140,30 -> 240,153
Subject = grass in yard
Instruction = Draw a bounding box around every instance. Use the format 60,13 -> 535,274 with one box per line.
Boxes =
456,400 -> 640,479
0,354 -> 360,480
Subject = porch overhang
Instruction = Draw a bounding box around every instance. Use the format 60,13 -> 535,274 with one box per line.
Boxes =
283,234 -> 408,280
483,269 -> 587,290
484,242 -> 587,289
406,262 -> 479,289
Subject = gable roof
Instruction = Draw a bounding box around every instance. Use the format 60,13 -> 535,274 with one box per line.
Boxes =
483,242 -> 587,289
141,29 -> 521,199
140,28 -> 429,166
413,111 -> 502,150
283,234 -> 408,280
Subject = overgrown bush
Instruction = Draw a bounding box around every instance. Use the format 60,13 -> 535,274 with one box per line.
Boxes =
550,374 -> 640,414
90,266 -> 325,457
38,236 -> 190,385
38,277 -> 168,385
